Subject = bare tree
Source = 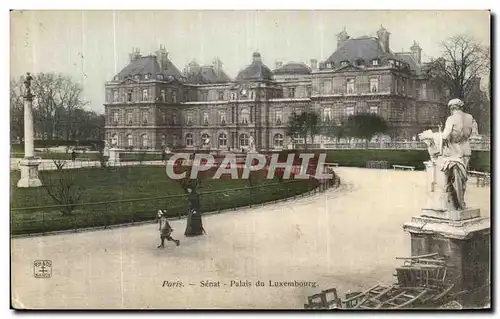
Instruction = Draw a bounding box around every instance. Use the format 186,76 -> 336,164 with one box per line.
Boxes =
426,35 -> 489,103
10,80 -> 25,142
43,166 -> 82,216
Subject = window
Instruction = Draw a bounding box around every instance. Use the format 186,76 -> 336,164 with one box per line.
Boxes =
326,62 -> 332,68
345,105 -> 355,116
307,86 -> 312,97
140,134 -> 148,148
203,112 -> 209,125
240,109 -> 249,124
323,108 -> 332,122
288,87 -> 296,98
218,91 -> 224,100
202,92 -> 208,101
114,76 -> 120,81
187,113 -> 193,125
250,91 -> 255,100
172,114 -> 177,125
341,61 -> 348,67
201,133 -> 210,145
172,91 -> 177,103
161,90 -> 166,102
372,59 -> 379,66
172,134 -> 178,146
220,111 -> 226,125
394,77 -> 399,93
142,89 -> 148,101
134,75 -> 140,81
126,111 -> 133,124
127,134 -> 133,147
127,90 -> 133,102
347,79 -> 355,93
218,133 -> 227,147
239,133 -> 249,147
356,59 -> 364,66
161,111 -> 166,123
111,134 -> 118,146
161,134 -> 166,146
112,111 -> 119,124
113,91 -> 119,102
369,105 -> 379,114
370,78 -> 379,93
231,92 -> 236,100
275,110 -> 283,125
422,83 -> 427,99
142,110 -> 148,124
319,82 -> 325,94
157,74 -> 164,80
185,133 -> 193,146
145,74 -> 151,80
274,134 -> 284,147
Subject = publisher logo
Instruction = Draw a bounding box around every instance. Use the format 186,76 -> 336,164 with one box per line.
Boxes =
34,260 -> 52,278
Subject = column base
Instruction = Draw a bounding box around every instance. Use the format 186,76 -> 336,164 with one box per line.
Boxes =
17,158 -> 42,188
421,207 -> 481,222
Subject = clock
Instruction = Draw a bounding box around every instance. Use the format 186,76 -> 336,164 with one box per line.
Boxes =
241,89 -> 247,96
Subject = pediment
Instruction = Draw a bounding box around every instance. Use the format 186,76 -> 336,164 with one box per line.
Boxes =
119,77 -> 140,85
335,64 -> 362,73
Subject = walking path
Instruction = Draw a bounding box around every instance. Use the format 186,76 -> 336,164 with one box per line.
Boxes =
11,168 -> 490,309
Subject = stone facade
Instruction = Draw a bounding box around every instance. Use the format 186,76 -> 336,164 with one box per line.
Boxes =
104,27 -> 447,151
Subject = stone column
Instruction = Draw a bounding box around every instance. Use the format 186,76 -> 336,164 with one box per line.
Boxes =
17,73 -> 42,188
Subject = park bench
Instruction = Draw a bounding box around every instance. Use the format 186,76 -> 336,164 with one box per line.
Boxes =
468,171 -> 490,187
325,162 -> 339,167
392,165 -> 415,171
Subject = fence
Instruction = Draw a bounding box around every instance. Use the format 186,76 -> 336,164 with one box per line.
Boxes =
300,141 -> 491,151
11,174 -> 339,237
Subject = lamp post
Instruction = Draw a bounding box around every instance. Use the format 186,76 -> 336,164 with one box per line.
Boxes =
17,72 -> 42,188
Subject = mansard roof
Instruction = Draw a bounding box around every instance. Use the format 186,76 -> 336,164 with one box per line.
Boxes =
114,55 -> 183,80
236,52 -> 274,81
273,62 -> 311,75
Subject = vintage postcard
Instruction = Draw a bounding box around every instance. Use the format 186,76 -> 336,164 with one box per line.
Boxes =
10,10 -> 491,310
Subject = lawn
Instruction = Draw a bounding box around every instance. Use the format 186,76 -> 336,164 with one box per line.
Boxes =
10,166 -> 320,235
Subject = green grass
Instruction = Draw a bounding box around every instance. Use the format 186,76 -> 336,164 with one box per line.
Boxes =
10,166 -> 320,235
274,149 -> 490,173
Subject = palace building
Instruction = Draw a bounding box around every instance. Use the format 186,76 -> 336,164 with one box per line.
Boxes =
104,26 -> 446,151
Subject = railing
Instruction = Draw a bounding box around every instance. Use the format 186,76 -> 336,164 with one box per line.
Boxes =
11,170 -> 340,237
295,141 -> 490,151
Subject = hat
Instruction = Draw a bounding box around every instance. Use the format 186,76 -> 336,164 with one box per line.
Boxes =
448,98 -> 464,109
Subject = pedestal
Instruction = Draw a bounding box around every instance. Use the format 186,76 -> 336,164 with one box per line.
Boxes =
403,215 -> 490,307
107,148 -> 121,166
17,157 -> 42,188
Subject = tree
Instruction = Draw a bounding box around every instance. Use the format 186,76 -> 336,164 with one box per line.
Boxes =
344,113 -> 389,147
322,122 -> 346,143
10,79 -> 25,142
10,73 -> 94,141
425,35 -> 489,127
43,164 -> 82,216
287,111 -> 321,149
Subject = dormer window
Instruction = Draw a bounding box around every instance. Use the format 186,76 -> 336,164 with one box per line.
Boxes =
113,76 -> 120,81
134,75 -> 140,81
356,59 -> 364,66
341,61 -> 349,67
145,74 -> 151,80
157,74 -> 164,80
327,62 -> 333,68
372,59 -> 379,66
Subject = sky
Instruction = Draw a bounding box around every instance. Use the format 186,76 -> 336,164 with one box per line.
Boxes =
10,10 -> 490,114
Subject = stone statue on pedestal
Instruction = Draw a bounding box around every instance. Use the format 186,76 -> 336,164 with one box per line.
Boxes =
248,135 -> 256,153
418,98 -> 477,218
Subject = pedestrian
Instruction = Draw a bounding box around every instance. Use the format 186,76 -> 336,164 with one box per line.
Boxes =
71,149 -> 76,162
157,210 -> 180,248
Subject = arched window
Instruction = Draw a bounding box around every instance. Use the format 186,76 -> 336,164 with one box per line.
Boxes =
141,134 -> 148,148
113,90 -> 119,102
127,134 -> 133,147
142,89 -> 148,101
218,133 -> 227,147
274,133 -> 284,147
239,133 -> 249,147
161,90 -> 166,102
185,133 -> 193,146
241,109 -> 250,124
201,133 -> 210,145
161,134 -> 166,146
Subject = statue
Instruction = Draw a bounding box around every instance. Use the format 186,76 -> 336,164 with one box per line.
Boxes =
24,72 -> 33,100
248,135 -> 256,153
418,98 -> 474,211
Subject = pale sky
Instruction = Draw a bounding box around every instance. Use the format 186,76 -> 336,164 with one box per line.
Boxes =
10,10 -> 490,113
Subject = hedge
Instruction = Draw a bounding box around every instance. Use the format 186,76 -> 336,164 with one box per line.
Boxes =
11,140 -> 105,151
271,149 -> 490,173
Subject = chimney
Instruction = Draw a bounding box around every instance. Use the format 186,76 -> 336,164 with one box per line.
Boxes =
213,57 -> 223,76
336,27 -> 350,48
275,61 -> 283,69
410,40 -> 422,64
252,52 -> 262,63
377,25 -> 391,53
155,45 -> 169,70
129,47 -> 141,63
310,59 -> 318,70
